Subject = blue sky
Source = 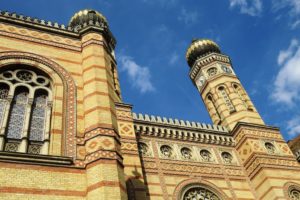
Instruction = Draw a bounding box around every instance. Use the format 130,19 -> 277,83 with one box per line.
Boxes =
1,0 -> 300,141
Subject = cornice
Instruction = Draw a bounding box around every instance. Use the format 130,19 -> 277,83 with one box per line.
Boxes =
232,122 -> 280,137
133,113 -> 235,146
0,151 -> 73,166
189,53 -> 231,80
0,10 -> 116,48
0,10 -> 77,37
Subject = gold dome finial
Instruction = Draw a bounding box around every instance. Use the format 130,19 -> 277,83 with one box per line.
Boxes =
69,9 -> 108,31
186,39 -> 221,68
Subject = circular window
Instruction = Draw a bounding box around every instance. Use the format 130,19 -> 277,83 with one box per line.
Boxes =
160,145 -> 173,158
138,142 -> 149,156
2,71 -> 13,80
16,70 -> 33,82
289,188 -> 300,200
265,142 -> 276,154
221,152 -> 233,164
35,76 -> 50,86
181,147 -> 192,159
200,149 -> 212,162
183,187 -> 221,200
207,67 -> 217,77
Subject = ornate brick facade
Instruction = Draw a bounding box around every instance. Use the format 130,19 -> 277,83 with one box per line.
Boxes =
0,9 -> 299,200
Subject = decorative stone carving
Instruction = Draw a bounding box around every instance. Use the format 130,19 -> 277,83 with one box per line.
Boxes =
0,88 -> 8,99
138,142 -> 149,156
4,142 -> 19,152
221,151 -> 233,164
0,69 -> 51,88
265,142 -> 276,154
28,144 -> 41,154
207,67 -> 217,77
200,149 -> 212,162
289,189 -> 300,200
183,187 -> 220,200
160,145 -> 173,158
181,147 -> 192,160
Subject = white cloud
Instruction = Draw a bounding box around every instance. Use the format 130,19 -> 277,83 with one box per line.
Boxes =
118,55 -> 155,93
277,39 -> 299,65
271,39 -> 300,105
287,117 -> 300,136
273,0 -> 300,16
229,0 -> 263,16
178,8 -> 198,25
291,19 -> 300,29
169,52 -> 179,65
272,0 -> 300,29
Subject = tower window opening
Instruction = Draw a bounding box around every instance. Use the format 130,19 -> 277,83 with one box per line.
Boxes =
233,83 -> 253,111
207,95 -> 221,124
218,86 -> 235,113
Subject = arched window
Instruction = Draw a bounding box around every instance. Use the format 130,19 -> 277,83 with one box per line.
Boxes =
289,188 -> 300,200
218,86 -> 235,113
0,83 -> 9,128
206,94 -> 221,125
232,83 -> 253,111
182,186 -> 221,200
0,68 -> 52,155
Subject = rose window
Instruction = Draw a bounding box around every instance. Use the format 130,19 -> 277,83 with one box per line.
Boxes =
200,149 -> 212,162
289,188 -> 300,200
183,187 -> 220,200
138,142 -> 149,156
221,152 -> 233,164
16,70 -> 33,82
160,145 -> 173,158
265,142 -> 276,154
181,147 -> 192,159
207,67 -> 217,77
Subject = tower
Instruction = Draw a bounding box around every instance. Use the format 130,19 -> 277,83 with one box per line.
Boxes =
186,39 -> 264,130
186,39 -> 300,199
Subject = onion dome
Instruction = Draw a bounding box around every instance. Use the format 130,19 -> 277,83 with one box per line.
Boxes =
186,39 -> 221,67
69,9 -> 116,49
69,9 -> 108,31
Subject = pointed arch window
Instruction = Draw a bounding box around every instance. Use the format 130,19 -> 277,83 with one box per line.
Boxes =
0,68 -> 52,155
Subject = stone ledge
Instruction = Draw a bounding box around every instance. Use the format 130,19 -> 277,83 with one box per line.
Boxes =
0,151 -> 73,166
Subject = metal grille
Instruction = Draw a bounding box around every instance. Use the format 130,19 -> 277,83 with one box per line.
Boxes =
6,92 -> 28,139
183,187 -> 220,200
29,95 -> 48,141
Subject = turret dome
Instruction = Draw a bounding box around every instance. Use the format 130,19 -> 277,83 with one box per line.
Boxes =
69,9 -> 108,32
186,39 -> 221,68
